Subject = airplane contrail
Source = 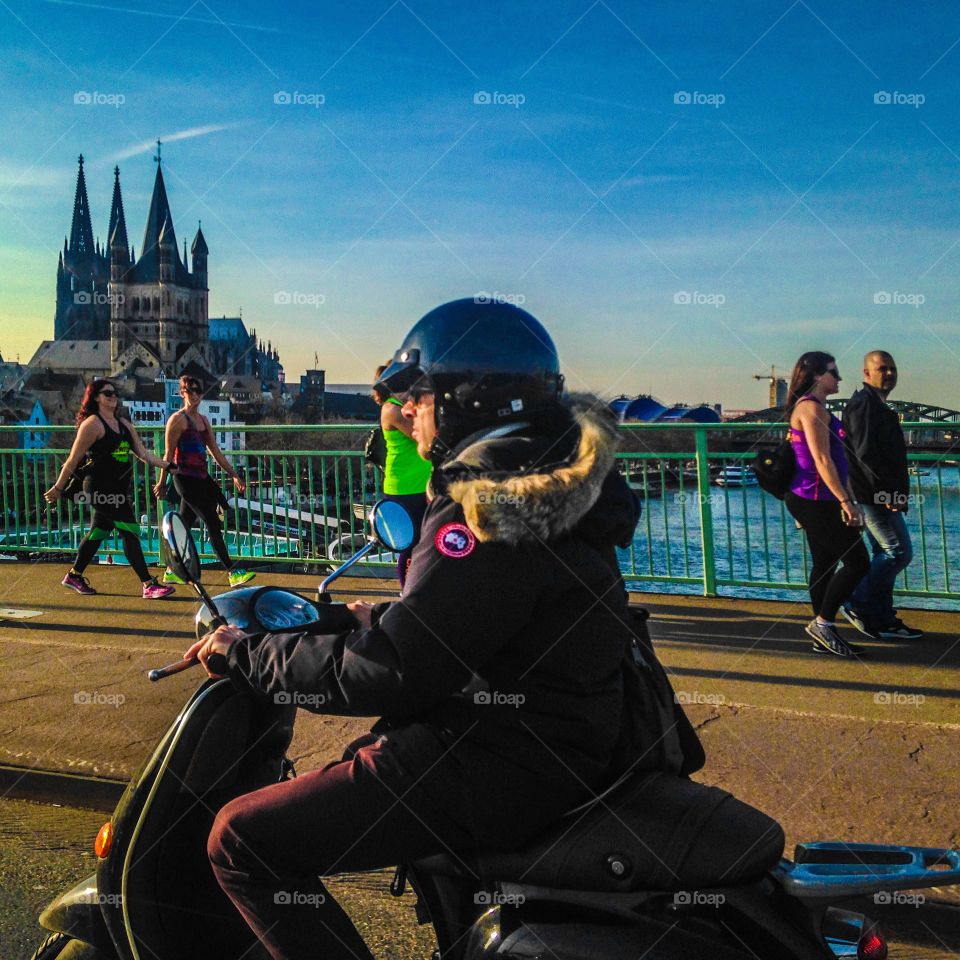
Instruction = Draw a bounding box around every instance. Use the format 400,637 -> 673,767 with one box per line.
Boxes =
110,122 -> 247,162
43,0 -> 280,32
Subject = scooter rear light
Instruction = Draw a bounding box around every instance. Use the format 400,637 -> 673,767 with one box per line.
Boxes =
857,929 -> 887,960
95,821 -> 113,858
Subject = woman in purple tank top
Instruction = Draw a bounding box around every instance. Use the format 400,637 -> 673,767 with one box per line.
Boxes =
153,375 -> 255,589
784,352 -> 869,658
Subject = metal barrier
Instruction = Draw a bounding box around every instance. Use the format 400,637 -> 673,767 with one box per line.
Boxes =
1,422 -> 956,603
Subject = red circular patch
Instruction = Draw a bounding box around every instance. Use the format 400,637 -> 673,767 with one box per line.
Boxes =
434,522 -> 476,558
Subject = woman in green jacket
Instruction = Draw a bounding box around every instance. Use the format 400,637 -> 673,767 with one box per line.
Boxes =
374,366 -> 432,587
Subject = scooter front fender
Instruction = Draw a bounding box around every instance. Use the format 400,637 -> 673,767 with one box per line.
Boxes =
38,874 -> 117,956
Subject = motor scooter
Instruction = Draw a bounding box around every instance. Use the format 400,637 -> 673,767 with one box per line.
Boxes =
29,502 -> 960,959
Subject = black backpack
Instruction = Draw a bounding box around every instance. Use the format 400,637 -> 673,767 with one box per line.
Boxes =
364,426 -> 387,472
753,440 -> 795,500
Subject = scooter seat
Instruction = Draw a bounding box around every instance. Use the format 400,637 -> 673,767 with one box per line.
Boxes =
417,770 -> 784,893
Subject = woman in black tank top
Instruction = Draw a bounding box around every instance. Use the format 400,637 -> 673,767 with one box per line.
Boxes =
44,379 -> 178,599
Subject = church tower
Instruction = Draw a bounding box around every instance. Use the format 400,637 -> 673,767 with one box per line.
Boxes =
54,155 -> 111,340
108,142 -> 211,378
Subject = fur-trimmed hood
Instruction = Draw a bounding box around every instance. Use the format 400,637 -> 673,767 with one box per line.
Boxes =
434,393 -> 638,546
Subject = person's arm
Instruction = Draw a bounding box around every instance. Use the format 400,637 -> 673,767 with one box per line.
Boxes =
186,498 -> 536,713
201,416 -> 245,491
123,419 -> 171,471
381,400 -> 415,440
153,414 -> 184,498
797,403 -> 862,523
44,418 -> 102,502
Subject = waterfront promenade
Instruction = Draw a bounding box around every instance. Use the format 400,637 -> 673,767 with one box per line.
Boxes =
1,565 -> 958,862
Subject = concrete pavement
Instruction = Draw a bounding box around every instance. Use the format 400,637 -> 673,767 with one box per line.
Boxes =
1,563 -> 958,863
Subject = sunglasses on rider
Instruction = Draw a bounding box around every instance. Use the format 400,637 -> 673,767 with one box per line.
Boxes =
407,386 -> 435,402
823,368 -> 841,381
99,389 -> 118,398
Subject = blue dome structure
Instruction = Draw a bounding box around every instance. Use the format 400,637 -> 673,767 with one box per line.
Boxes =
659,404 -> 721,423
610,396 -> 720,423
609,395 -> 633,421
682,405 -> 722,423
620,395 -> 669,422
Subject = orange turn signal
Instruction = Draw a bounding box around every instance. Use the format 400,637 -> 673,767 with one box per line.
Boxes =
95,821 -> 113,859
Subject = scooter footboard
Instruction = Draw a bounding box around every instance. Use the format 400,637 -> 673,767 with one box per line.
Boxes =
776,843 -> 960,898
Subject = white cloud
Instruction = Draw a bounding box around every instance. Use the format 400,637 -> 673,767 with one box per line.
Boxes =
617,174 -> 691,187
0,164 -> 66,193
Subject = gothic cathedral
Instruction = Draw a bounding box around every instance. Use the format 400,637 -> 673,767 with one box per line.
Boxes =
54,148 -> 211,379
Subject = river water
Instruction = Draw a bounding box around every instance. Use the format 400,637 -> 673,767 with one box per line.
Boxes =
618,468 -> 960,611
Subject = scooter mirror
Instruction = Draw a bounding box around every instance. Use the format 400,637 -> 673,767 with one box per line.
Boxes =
369,500 -> 415,553
161,510 -> 201,583
317,499 -> 415,603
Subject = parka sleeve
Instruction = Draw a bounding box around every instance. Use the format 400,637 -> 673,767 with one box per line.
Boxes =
224,497 -> 537,717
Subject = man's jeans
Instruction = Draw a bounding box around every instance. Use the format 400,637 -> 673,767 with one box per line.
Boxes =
849,504 -> 913,628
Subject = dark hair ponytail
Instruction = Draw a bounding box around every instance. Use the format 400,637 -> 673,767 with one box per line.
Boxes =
785,351 -> 835,415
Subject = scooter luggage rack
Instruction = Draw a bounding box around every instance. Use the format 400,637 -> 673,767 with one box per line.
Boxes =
775,842 -> 960,898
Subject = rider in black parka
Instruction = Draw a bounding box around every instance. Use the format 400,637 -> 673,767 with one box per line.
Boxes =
189,300 -> 687,960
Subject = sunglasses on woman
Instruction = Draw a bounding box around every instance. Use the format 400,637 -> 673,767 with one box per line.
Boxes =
99,389 -> 118,398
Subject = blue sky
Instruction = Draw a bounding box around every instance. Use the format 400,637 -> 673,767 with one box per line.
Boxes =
1,0 -> 959,409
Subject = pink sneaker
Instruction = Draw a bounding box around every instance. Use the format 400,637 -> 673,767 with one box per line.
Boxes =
143,580 -> 175,600
62,571 -> 97,595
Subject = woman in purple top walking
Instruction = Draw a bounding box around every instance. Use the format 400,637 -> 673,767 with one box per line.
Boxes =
785,352 -> 870,657
153,375 -> 254,589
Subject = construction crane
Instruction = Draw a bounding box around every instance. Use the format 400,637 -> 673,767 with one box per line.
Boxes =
753,365 -> 788,409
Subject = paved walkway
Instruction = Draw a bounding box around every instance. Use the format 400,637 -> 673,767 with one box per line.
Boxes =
1,563 -> 958,859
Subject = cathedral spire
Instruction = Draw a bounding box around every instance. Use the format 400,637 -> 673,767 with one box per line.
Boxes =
69,154 -> 95,255
191,220 -> 208,255
140,159 -> 177,267
108,165 -> 129,256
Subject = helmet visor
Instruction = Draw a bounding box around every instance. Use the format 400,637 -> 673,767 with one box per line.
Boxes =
376,348 -> 432,399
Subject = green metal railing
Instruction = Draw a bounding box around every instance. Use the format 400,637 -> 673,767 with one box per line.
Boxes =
2,422 -> 957,605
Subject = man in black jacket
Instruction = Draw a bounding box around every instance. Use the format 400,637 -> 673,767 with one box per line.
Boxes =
841,350 -> 923,640
185,299 -> 701,960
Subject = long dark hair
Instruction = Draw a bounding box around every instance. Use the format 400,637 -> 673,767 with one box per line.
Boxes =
785,351 -> 835,415
179,374 -> 203,396
372,363 -> 390,404
76,378 -> 116,427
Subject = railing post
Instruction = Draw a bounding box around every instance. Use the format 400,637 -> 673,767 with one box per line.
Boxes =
694,427 -> 717,597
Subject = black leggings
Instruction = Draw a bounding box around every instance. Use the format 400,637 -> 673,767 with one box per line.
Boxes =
175,475 -> 233,570
785,493 -> 870,620
73,500 -> 152,583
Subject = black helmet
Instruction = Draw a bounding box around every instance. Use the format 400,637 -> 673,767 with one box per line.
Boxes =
378,298 -> 564,463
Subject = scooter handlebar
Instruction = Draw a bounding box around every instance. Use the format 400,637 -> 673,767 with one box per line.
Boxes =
148,651 -> 229,682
